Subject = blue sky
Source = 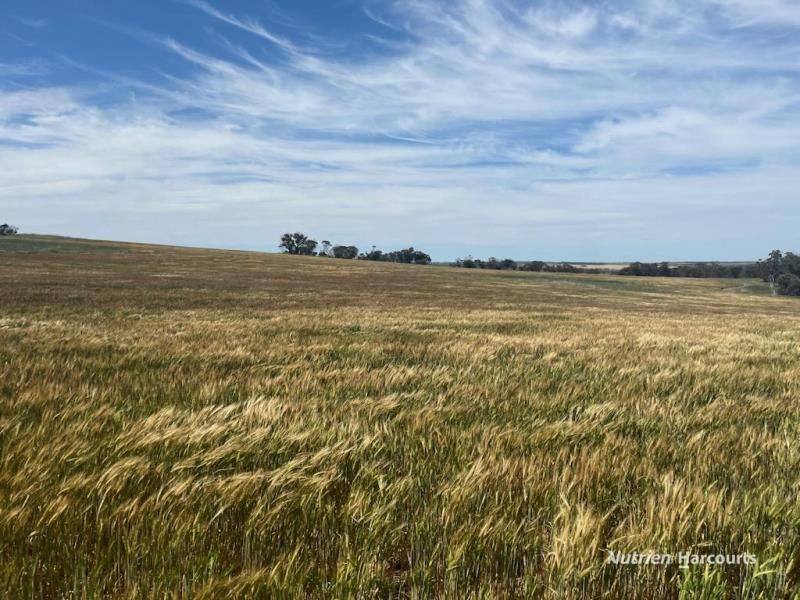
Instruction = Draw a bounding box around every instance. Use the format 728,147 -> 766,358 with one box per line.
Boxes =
2,0 -> 800,261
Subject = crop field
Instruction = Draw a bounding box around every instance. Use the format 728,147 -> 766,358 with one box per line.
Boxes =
1,236 -> 799,599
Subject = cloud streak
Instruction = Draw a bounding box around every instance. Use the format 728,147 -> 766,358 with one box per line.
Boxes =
1,0 -> 799,260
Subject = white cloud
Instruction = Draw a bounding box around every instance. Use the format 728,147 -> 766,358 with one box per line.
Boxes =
711,0 -> 800,27
1,0 -> 799,259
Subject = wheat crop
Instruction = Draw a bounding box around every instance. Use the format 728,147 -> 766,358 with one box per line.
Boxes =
1,236 -> 798,598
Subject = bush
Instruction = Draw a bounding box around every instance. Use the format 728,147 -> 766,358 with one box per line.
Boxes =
0,224 -> 19,236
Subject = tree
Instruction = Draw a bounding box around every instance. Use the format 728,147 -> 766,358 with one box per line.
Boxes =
620,262 -> 644,276
754,250 -> 800,296
545,263 -> 578,273
319,240 -> 333,257
411,249 -> 431,265
456,256 -> 477,268
756,250 -> 784,283
360,247 -> 384,261
380,247 -> 431,265
783,252 -> 800,277
500,258 -> 517,270
332,245 -> 359,259
620,261 -> 750,279
777,273 -> 800,296
385,248 -> 410,263
519,261 -> 546,272
279,232 -> 317,256
0,224 -> 18,236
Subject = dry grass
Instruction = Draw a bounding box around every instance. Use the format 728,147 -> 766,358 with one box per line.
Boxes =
1,236 -> 799,599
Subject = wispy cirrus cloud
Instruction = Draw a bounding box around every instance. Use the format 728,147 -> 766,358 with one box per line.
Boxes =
0,0 -> 799,259
709,0 -> 800,27
17,16 -> 48,30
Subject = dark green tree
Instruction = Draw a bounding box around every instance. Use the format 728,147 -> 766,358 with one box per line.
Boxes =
332,245 -> 359,259
360,246 -> 384,261
500,258 -> 517,270
279,233 -> 318,256
777,273 -> 800,296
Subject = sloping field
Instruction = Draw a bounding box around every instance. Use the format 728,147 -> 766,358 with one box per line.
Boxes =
0,236 -> 798,598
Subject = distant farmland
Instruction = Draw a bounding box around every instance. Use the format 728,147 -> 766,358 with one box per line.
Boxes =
1,236 -> 798,598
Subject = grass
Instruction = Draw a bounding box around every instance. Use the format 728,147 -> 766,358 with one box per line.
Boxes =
0,234 -> 131,254
1,236 -> 799,599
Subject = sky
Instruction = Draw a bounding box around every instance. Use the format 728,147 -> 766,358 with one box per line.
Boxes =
1,0 -> 799,261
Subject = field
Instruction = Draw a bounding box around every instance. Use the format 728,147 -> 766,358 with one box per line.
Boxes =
1,235 -> 799,599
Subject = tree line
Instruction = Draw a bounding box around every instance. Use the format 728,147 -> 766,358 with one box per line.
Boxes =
614,252 -> 800,296
453,250 -> 800,297
279,232 -> 431,265
455,257 -> 517,270
455,257 -> 606,273
618,262 -> 754,278
0,224 -> 18,236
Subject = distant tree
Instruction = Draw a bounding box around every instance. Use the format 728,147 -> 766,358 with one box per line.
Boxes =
389,248 -> 411,263
696,263 -> 712,277
519,261 -> 546,272
500,258 -> 517,270
455,256 -> 608,274
360,246 -> 384,261
411,249 -> 431,265
620,262 -> 644,276
319,240 -> 333,257
279,232 -> 317,256
456,256 -> 477,268
621,261 -> 749,279
783,252 -> 800,277
755,250 -> 784,283
0,224 -> 18,236
777,274 -> 800,296
753,250 -> 800,296
380,247 -> 431,265
385,248 -> 408,263
456,256 -> 515,270
544,263 -> 579,273
332,245 -> 359,259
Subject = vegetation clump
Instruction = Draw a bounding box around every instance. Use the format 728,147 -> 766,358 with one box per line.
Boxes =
754,250 -> 800,296
280,232 -> 431,264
